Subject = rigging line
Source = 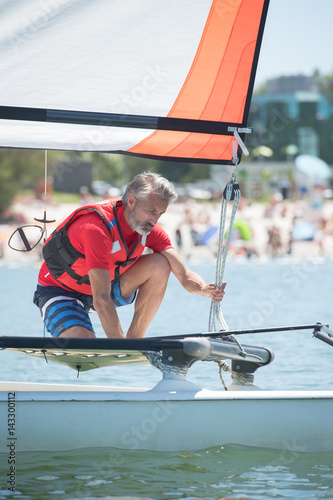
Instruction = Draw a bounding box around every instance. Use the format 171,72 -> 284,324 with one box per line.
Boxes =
43,150 -> 48,235
34,149 -> 55,241
7,150 -> 54,252
208,140 -> 241,333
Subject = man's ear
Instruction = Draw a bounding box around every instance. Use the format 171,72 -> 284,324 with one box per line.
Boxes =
127,193 -> 136,209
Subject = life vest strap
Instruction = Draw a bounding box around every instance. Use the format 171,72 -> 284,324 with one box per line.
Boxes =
42,228 -> 90,288
115,257 -> 137,268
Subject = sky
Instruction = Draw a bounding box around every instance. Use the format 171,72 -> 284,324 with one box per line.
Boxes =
254,0 -> 333,87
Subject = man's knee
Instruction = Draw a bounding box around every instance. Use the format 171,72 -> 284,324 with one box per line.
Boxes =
153,253 -> 171,276
143,253 -> 171,281
59,326 -> 96,338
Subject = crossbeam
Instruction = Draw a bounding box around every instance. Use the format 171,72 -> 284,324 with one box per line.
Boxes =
159,323 -> 328,340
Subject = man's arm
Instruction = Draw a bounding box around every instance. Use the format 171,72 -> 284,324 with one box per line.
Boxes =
160,248 -> 226,302
89,268 -> 125,338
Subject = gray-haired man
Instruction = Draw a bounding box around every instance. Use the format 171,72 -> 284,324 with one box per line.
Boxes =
34,172 -> 226,339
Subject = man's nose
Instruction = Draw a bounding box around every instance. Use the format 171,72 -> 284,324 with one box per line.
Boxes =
150,214 -> 160,225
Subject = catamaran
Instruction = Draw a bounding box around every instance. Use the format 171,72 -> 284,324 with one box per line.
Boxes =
0,0 -> 332,454
1,324 -> 333,453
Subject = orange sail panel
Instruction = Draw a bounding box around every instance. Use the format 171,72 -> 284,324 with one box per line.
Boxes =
128,0 -> 268,162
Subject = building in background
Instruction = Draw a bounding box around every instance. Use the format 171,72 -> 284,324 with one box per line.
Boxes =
248,74 -> 333,163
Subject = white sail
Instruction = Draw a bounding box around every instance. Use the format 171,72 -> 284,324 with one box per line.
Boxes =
0,0 -> 269,162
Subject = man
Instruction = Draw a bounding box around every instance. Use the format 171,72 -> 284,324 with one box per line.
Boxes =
33,171 -> 226,339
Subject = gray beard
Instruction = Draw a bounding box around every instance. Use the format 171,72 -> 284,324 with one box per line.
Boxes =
129,210 -> 153,236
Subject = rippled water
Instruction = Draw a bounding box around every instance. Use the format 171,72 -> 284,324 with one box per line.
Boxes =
0,256 -> 333,499
1,446 -> 333,500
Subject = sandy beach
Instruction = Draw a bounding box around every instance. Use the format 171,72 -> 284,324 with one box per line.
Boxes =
1,196 -> 333,263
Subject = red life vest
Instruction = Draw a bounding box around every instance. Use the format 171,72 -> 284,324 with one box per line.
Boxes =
42,200 -> 146,294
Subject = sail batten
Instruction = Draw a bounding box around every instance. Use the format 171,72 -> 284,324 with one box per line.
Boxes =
0,105 -> 250,136
0,0 -> 270,164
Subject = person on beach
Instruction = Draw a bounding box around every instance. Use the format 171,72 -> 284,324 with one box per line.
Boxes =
33,172 -> 226,339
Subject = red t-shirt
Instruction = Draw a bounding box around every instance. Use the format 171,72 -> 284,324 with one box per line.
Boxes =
38,203 -> 173,287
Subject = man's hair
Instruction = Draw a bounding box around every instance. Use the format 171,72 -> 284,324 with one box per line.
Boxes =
122,171 -> 178,205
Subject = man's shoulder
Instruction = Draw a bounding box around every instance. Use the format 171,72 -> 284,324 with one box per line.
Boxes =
149,223 -> 169,238
72,210 -> 109,227
146,224 -> 173,252
69,211 -> 113,241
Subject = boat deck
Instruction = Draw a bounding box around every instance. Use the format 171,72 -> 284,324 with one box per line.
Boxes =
0,381 -> 149,392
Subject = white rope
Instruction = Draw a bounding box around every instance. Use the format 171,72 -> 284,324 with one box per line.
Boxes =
208,142 -> 241,333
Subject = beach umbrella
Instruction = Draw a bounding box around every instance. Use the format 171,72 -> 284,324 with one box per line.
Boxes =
295,155 -> 331,181
252,146 -> 274,158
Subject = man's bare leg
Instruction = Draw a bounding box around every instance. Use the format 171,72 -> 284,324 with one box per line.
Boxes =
58,253 -> 170,339
59,326 -> 96,338
119,253 -> 171,338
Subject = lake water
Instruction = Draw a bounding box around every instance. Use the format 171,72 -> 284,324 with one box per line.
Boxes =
0,256 -> 333,499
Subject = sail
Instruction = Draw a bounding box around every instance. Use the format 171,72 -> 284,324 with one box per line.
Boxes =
0,0 -> 269,164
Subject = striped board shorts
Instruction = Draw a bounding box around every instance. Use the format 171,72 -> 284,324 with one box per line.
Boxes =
33,283 -> 136,337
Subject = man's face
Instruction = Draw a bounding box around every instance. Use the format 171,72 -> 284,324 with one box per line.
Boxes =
128,193 -> 168,236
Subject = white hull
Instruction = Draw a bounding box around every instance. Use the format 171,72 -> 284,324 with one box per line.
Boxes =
1,380 -> 333,454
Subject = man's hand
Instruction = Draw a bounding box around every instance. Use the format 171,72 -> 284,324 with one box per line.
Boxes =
89,268 -> 125,338
161,248 -> 227,302
202,282 -> 227,302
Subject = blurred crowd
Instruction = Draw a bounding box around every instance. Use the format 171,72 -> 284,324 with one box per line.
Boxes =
1,187 -> 333,262
167,192 -> 333,260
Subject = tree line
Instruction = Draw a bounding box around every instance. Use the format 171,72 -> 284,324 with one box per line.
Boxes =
0,149 -> 211,216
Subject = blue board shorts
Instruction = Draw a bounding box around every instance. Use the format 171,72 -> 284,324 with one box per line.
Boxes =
33,282 -> 136,337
